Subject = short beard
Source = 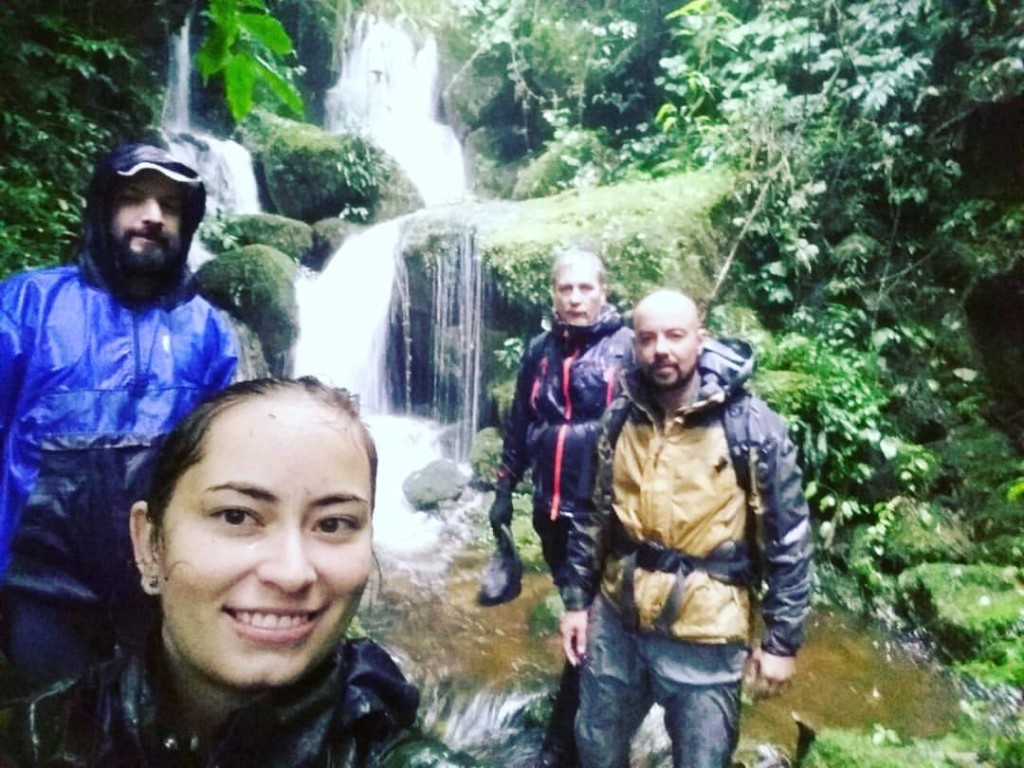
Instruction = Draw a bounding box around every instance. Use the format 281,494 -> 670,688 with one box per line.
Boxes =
112,237 -> 183,297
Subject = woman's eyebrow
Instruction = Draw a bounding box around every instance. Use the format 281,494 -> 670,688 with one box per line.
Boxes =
206,482 -> 277,502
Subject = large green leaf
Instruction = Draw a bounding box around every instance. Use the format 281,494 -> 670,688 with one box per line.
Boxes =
224,53 -> 257,122
238,10 -> 294,56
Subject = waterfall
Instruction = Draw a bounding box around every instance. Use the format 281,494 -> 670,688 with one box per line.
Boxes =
293,219 -> 404,413
324,15 -> 467,207
304,14 -> 483,458
163,14 -> 261,218
429,229 -> 484,459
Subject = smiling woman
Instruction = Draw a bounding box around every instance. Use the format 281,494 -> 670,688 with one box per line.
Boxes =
0,377 -> 478,768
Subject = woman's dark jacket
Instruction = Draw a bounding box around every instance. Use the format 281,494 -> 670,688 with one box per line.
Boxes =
0,637 -> 469,768
497,306 -> 633,522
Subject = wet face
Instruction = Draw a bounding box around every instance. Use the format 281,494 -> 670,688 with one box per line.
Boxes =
633,292 -> 706,397
131,393 -> 374,702
109,169 -> 186,297
552,260 -> 606,327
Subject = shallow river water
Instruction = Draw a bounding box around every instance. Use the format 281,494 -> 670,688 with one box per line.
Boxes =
360,542 -> 963,766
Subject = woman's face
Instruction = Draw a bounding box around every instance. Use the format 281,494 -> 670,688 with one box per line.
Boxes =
131,393 -> 373,699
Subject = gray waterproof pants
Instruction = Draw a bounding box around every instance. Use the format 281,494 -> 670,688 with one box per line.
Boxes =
575,595 -> 742,768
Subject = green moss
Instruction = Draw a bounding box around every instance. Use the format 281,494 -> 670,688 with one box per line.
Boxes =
803,727 -> 977,768
469,427 -> 503,488
201,212 -> 313,262
898,562 -> 1024,680
480,170 -> 734,314
238,110 -> 421,223
196,245 -> 299,375
527,590 -> 564,636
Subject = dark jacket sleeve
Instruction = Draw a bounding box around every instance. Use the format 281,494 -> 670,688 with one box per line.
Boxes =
496,334 -> 546,489
753,400 -> 813,657
558,398 -> 626,611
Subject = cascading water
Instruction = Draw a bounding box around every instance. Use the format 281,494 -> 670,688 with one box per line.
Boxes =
298,12 -> 483,461
325,14 -> 467,207
429,229 -> 484,459
163,14 -> 261,219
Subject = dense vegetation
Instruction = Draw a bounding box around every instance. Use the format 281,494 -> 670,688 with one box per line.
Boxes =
1,0 -> 1022,760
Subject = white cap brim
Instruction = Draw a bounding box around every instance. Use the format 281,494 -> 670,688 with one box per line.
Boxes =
117,161 -> 201,185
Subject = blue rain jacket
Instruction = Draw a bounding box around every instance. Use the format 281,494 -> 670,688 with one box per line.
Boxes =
0,143 -> 238,605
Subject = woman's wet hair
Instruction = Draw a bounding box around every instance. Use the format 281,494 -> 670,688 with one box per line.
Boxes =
143,376 -> 377,531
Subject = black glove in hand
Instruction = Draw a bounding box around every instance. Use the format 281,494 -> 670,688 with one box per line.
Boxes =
488,480 -> 514,534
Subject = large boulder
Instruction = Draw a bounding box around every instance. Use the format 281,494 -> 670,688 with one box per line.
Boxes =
201,213 -> 313,264
402,459 -> 469,511
239,110 -> 422,224
196,245 -> 299,377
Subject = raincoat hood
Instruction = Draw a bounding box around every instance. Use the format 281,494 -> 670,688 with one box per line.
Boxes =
76,142 -> 206,305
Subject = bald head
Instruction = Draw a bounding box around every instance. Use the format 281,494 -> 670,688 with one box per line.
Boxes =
633,289 -> 706,409
634,290 -> 701,327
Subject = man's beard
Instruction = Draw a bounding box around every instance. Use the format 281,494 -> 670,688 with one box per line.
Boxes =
644,362 -> 697,393
114,232 -> 181,278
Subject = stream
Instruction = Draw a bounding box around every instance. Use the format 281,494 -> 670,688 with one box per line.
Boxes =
357,445 -> 963,766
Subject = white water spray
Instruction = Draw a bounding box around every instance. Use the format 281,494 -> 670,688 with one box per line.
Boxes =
325,15 -> 467,206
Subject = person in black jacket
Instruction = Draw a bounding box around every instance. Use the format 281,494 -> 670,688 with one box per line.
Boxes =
486,247 -> 634,768
0,377 -> 478,768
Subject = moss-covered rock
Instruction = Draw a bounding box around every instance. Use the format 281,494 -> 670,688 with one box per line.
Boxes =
196,245 -> 299,377
802,727 -> 979,768
511,130 -> 617,201
898,562 -> 1024,685
880,499 -> 974,572
404,169 -> 733,319
239,110 -> 422,224
201,213 -> 313,263
469,427 -> 503,489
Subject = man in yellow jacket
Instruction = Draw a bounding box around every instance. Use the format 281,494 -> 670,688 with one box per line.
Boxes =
558,289 -> 812,768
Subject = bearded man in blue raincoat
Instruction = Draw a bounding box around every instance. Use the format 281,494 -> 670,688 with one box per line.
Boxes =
0,142 -> 238,687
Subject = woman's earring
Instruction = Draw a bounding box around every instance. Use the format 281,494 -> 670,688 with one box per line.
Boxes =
143,573 -> 161,595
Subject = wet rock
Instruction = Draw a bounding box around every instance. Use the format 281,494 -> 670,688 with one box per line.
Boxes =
201,212 -> 313,263
307,218 -> 366,272
403,459 -> 469,511
196,244 -> 299,377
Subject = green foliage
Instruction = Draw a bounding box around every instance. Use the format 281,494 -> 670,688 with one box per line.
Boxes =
196,0 -> 304,122
0,5 -> 165,278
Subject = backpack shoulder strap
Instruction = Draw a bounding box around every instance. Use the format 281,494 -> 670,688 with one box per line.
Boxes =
722,391 -> 766,580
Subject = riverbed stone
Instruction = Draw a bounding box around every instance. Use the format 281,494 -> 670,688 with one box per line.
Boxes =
201,212 -> 313,264
403,459 -> 469,511
196,244 -> 299,377
898,562 -> 1024,686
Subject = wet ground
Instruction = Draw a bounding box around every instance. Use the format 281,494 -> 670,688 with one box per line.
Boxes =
360,543 -> 963,765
